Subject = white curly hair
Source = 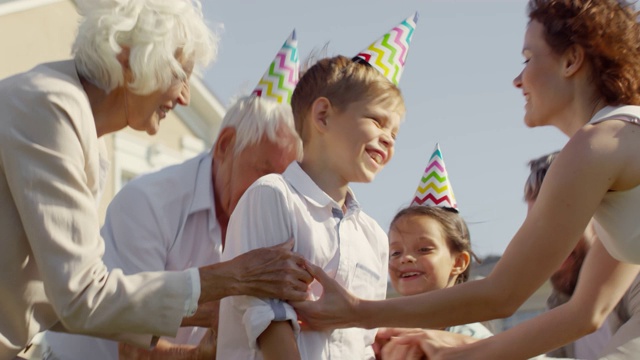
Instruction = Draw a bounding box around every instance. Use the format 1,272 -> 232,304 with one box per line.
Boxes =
73,0 -> 219,95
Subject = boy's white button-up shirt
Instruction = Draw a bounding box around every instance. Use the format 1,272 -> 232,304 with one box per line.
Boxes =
217,162 -> 389,360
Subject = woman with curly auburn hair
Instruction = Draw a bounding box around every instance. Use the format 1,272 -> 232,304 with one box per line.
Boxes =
292,0 -> 640,358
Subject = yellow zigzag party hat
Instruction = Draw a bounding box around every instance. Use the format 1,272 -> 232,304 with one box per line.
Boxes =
353,12 -> 418,85
411,143 -> 458,211
252,30 -> 299,104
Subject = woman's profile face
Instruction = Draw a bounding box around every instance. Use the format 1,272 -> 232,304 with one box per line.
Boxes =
125,56 -> 194,135
513,21 -> 569,129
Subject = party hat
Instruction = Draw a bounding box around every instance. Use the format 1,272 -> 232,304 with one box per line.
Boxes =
252,30 -> 299,104
353,12 -> 418,85
411,143 -> 458,211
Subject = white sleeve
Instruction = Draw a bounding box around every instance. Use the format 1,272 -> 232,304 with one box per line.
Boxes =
222,180 -> 299,350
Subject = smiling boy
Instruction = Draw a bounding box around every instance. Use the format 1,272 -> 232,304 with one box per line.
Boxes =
217,14 -> 417,359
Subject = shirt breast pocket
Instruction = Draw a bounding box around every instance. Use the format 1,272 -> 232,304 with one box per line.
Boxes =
351,262 -> 383,300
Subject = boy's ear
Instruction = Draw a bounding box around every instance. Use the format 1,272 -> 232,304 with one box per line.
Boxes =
309,97 -> 332,133
213,127 -> 237,161
451,251 -> 471,277
562,44 -> 585,78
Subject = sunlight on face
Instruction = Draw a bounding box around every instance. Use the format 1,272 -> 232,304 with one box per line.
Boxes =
323,99 -> 402,184
388,215 -> 460,296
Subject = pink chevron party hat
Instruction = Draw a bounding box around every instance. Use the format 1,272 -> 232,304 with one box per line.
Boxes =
252,30 -> 299,104
353,12 -> 418,85
411,143 -> 458,211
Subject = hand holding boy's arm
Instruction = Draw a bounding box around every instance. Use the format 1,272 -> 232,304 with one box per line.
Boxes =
258,321 -> 301,360
197,238 -> 312,304
291,261 -> 361,330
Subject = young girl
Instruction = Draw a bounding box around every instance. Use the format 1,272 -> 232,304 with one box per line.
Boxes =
388,205 -> 492,339
373,145 -> 490,359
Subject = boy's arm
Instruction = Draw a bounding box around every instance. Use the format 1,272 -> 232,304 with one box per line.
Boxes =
222,179 -> 301,352
258,321 -> 301,360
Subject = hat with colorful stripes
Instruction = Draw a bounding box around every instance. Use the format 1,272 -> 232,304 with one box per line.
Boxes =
411,143 -> 458,211
353,12 -> 418,85
252,30 -> 299,104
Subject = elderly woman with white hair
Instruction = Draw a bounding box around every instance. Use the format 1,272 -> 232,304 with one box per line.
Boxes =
0,1 -> 311,358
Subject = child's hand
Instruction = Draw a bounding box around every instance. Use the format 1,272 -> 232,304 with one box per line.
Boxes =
289,261 -> 360,331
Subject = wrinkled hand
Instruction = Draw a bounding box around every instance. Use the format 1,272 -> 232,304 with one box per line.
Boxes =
231,238 -> 312,301
199,238 -> 312,302
290,261 -> 360,331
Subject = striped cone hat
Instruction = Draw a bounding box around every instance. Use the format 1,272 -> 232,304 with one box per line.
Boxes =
411,143 -> 458,211
252,30 -> 299,104
353,12 -> 418,85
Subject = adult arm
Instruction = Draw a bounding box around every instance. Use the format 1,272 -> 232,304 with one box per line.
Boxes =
294,121 -> 628,331
103,178 -> 311,312
598,273 -> 640,357
415,239 -> 640,360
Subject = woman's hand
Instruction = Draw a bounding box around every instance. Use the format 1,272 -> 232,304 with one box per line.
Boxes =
290,261 -> 361,331
381,329 -> 478,360
375,328 -> 429,360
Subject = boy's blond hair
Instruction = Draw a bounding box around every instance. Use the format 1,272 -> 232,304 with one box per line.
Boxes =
291,55 -> 405,142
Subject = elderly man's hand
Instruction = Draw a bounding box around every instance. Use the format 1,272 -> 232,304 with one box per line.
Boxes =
229,238 -> 312,300
198,238 -> 312,303
118,336 -> 215,360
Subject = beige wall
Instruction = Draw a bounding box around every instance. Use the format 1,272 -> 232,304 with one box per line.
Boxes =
0,0 -> 78,78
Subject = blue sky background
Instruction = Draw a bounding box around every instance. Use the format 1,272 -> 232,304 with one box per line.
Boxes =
200,0 -> 567,257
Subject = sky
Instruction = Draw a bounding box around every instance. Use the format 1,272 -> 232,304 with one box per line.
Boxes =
200,0 -> 568,258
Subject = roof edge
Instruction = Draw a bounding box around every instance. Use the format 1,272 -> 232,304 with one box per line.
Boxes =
0,0 -> 65,16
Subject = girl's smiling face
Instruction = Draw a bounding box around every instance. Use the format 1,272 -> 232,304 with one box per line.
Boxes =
389,214 -> 467,296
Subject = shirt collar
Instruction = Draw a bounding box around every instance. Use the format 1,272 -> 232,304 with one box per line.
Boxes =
283,162 -> 361,215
